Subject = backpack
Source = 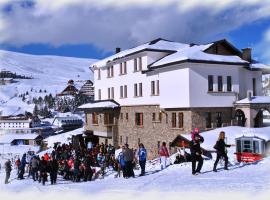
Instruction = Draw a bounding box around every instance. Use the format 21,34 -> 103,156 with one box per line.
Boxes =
139,148 -> 147,161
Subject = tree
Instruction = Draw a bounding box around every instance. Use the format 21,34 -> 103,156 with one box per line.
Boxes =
33,104 -> 39,116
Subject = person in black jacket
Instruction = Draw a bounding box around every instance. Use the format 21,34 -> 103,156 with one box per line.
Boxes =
213,131 -> 235,172
48,157 -> 58,185
190,134 -> 204,175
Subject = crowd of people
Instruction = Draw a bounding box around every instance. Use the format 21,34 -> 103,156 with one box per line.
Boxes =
3,128 -> 235,184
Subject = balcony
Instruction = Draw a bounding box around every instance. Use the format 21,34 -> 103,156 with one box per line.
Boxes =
93,127 -> 113,138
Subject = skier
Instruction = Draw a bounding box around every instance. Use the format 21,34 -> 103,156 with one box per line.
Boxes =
191,127 -> 200,141
190,134 -> 204,175
137,143 -> 147,176
4,159 -> 12,184
213,131 -> 235,172
97,151 -> 106,178
159,142 -> 169,170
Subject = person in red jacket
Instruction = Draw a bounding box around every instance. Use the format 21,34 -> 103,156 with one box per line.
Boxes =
44,153 -> 50,161
159,142 -> 169,170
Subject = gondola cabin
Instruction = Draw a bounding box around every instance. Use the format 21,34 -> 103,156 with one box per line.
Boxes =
235,136 -> 266,163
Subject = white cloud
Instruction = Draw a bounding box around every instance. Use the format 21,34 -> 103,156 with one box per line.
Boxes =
1,0 -> 270,52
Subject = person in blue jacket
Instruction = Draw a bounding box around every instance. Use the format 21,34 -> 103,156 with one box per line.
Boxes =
137,143 -> 147,176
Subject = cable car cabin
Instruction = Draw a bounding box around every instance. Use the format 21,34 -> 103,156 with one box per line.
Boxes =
235,136 -> 266,163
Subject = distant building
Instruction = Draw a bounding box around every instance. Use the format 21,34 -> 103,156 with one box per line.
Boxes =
0,116 -> 41,129
0,133 -> 43,146
57,80 -> 79,97
52,116 -> 83,132
79,80 -> 94,99
0,78 -> 15,85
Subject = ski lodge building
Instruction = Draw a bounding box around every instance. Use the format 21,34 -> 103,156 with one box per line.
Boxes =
79,38 -> 270,158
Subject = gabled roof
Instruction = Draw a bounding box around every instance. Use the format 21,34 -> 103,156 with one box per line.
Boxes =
92,38 -> 189,67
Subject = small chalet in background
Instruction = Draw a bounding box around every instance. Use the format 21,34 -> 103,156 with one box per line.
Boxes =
57,80 -> 79,97
80,80 -> 94,99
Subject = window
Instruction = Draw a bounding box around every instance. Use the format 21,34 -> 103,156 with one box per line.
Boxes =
178,113 -> 183,128
253,140 -> 260,154
138,57 -> 142,71
139,83 -> 142,96
216,112 -> 222,128
151,80 -> 160,96
120,113 -> 123,120
120,85 -> 127,98
126,136 -> 128,144
108,87 -> 114,99
124,85 -> 127,98
104,113 -> 114,125
134,59 -> 137,72
92,113 -> 98,124
120,136 -> 122,144
111,87 -> 114,99
134,83 -> 138,97
120,62 -> 127,75
152,113 -> 156,121
135,113 -> 143,126
134,83 -> 142,97
206,112 -> 212,128
134,57 -> 142,72
218,76 -> 223,92
227,76 -> 232,92
97,68 -> 101,80
159,112 -> 162,122
107,66 -> 114,78
157,80 -> 160,95
151,81 -> 155,95
253,78 -> 256,96
120,86 -> 123,98
243,140 -> 252,153
126,113 -> 129,121
98,89 -> 101,100
172,112 -> 176,128
208,75 -> 213,92
108,88 -> 111,99
138,138 -> 141,144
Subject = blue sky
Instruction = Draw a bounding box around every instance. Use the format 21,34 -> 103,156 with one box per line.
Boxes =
1,0 -> 270,62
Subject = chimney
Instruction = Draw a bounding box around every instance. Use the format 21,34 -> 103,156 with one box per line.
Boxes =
115,47 -> 121,54
247,90 -> 252,101
242,48 -> 252,62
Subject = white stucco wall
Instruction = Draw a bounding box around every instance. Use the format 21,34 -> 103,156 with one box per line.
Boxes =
93,51 -> 263,109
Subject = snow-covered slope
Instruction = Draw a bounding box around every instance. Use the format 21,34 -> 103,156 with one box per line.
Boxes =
0,50 -> 97,116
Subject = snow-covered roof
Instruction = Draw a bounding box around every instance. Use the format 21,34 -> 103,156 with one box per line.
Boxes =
0,133 -> 41,144
150,44 -> 248,67
44,127 -> 84,147
78,100 -> 120,109
93,39 -> 189,67
250,62 -> 270,74
236,96 -> 270,104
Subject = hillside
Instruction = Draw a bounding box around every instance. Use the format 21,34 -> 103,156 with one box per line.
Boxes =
0,50 -> 97,116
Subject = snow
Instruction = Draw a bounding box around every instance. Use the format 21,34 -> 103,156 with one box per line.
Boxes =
236,96 -> 270,104
78,101 -> 120,109
151,44 -> 248,67
93,39 -> 189,67
0,50 -> 97,116
0,126 -> 269,196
